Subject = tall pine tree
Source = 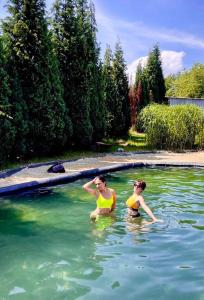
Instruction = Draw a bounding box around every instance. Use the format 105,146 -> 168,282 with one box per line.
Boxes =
3,0 -> 29,157
53,0 -> 93,146
102,45 -> 115,137
87,1 -> 106,141
128,79 -> 137,130
146,44 -> 166,103
134,62 -> 149,111
0,37 -> 15,164
111,41 -> 130,137
4,0 -> 70,156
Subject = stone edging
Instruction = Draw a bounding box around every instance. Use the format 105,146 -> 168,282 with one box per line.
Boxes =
0,151 -> 159,178
0,162 -> 204,197
0,166 -> 26,179
0,159 -> 80,179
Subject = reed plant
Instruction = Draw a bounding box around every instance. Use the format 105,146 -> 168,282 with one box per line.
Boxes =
138,104 -> 204,151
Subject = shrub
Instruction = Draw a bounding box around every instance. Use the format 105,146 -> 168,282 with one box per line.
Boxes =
137,104 -> 204,151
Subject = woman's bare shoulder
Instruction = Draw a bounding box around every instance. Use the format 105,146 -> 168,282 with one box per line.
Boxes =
138,195 -> 144,202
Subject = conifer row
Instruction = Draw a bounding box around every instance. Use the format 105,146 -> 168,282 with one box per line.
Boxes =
0,0 -> 131,164
0,1 -> 167,164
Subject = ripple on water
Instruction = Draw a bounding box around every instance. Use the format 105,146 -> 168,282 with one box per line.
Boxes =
9,287 -> 26,295
0,167 -> 204,300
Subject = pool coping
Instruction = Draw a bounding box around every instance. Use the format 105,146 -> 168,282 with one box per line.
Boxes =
0,158 -> 80,179
0,161 -> 204,196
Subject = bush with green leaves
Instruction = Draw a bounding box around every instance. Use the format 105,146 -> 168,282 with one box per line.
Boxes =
138,104 -> 204,151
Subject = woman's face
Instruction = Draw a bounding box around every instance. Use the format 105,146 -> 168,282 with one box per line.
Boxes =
95,178 -> 106,191
133,182 -> 142,193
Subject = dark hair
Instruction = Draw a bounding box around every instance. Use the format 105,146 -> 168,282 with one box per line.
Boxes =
97,175 -> 106,183
135,180 -> 146,191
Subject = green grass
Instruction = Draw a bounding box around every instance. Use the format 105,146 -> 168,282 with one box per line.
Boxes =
103,130 -> 150,152
0,131 -> 149,171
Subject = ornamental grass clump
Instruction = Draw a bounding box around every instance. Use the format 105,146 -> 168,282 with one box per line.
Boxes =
137,104 -> 169,149
138,104 -> 204,151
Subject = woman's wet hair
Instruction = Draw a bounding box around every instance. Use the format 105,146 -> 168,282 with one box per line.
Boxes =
97,175 -> 106,184
135,180 -> 146,190
97,175 -> 106,182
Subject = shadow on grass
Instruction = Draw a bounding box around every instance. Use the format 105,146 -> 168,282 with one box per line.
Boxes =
128,135 -> 146,143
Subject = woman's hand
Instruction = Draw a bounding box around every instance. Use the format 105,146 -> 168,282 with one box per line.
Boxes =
92,177 -> 97,184
152,218 -> 164,223
82,178 -> 98,196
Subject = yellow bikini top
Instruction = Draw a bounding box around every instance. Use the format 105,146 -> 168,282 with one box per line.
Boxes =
126,195 -> 140,209
97,192 -> 114,209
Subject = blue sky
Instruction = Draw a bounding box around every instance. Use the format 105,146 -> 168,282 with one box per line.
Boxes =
1,0 -> 204,79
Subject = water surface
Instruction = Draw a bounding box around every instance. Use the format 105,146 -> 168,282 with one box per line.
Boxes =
0,168 -> 203,299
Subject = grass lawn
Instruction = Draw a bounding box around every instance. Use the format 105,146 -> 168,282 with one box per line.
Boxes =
103,130 -> 150,152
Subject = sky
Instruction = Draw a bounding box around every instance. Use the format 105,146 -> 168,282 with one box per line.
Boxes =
1,0 -> 204,80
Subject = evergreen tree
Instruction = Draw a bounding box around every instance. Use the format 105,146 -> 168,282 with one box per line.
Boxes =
134,63 -> 149,111
0,37 -> 15,164
128,80 -> 137,130
2,0 -> 29,157
146,44 -> 166,103
53,0 -> 93,146
74,0 -> 93,146
90,61 -> 106,141
135,62 -> 143,91
111,41 -> 130,137
87,1 -> 106,141
3,0 -> 70,156
102,45 -> 115,137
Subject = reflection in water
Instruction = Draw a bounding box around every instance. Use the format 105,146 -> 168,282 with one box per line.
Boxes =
125,216 -> 154,234
192,225 -> 204,230
93,215 -> 116,232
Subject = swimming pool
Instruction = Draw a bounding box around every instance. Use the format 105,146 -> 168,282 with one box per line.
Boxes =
0,167 -> 203,299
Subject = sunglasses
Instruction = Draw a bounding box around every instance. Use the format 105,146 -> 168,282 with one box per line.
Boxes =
134,183 -> 140,188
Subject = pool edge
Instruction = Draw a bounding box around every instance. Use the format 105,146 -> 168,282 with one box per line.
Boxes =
0,161 -> 204,196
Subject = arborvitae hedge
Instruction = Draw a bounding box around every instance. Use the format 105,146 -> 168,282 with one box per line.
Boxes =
88,2 -> 106,141
111,41 -> 130,137
0,38 -> 15,163
102,45 -> 115,137
134,63 -> 149,112
53,0 -> 96,147
4,0 -> 69,157
146,45 -> 166,104
3,0 -> 29,158
0,0 -> 133,164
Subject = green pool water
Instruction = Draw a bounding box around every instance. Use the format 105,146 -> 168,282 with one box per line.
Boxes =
0,167 -> 204,300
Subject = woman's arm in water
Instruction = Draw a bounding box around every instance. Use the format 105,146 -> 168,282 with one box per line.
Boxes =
138,195 -> 160,222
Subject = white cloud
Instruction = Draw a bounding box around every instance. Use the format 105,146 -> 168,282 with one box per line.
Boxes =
127,50 -> 185,82
127,56 -> 148,83
96,9 -> 204,50
94,3 -> 204,65
161,50 -> 185,76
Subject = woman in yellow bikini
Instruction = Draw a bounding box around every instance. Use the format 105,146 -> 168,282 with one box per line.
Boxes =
83,175 -> 116,219
126,180 -> 161,222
